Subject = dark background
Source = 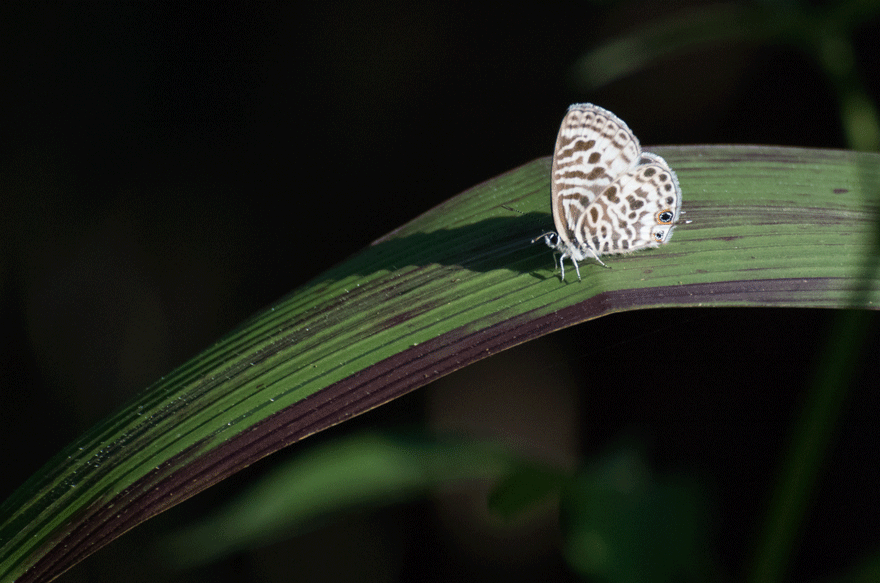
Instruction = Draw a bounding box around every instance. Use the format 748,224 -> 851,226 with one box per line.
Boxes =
1,2 -> 878,582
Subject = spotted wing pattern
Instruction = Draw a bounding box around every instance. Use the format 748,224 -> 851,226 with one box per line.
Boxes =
542,103 -> 682,280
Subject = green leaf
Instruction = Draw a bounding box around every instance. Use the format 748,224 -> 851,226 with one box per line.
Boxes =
560,445 -> 711,583
158,431 -> 525,568
1,146 -> 878,582
487,464 -> 568,522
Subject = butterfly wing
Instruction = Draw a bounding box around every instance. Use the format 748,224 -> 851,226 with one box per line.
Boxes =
550,103 -> 642,249
575,153 -> 682,256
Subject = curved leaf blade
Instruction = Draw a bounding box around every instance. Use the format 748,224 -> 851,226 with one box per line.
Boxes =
1,145 -> 878,582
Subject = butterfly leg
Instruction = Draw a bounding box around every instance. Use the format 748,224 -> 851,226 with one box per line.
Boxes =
571,257 -> 581,281
585,246 -> 609,269
557,253 -> 583,282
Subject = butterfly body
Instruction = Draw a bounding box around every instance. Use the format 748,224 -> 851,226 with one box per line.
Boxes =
541,103 -> 682,281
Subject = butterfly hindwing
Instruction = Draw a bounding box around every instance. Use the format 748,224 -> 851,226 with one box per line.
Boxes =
575,157 -> 682,256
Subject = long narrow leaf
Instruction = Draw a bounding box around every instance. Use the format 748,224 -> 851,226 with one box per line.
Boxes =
1,145 -> 878,582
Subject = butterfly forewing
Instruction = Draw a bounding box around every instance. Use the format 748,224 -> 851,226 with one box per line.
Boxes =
550,105 -> 641,245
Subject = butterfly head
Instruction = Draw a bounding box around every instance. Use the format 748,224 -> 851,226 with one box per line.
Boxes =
533,231 -> 561,250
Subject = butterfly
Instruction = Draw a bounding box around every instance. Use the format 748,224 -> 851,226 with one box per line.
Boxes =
536,103 -> 682,281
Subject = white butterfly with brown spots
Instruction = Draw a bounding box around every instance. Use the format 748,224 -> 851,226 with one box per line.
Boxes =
537,103 -> 682,281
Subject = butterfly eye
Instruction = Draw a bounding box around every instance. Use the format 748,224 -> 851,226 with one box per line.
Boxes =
657,210 -> 674,224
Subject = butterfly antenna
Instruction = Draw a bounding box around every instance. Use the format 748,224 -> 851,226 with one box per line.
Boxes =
531,232 -> 557,245
501,205 -> 524,215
